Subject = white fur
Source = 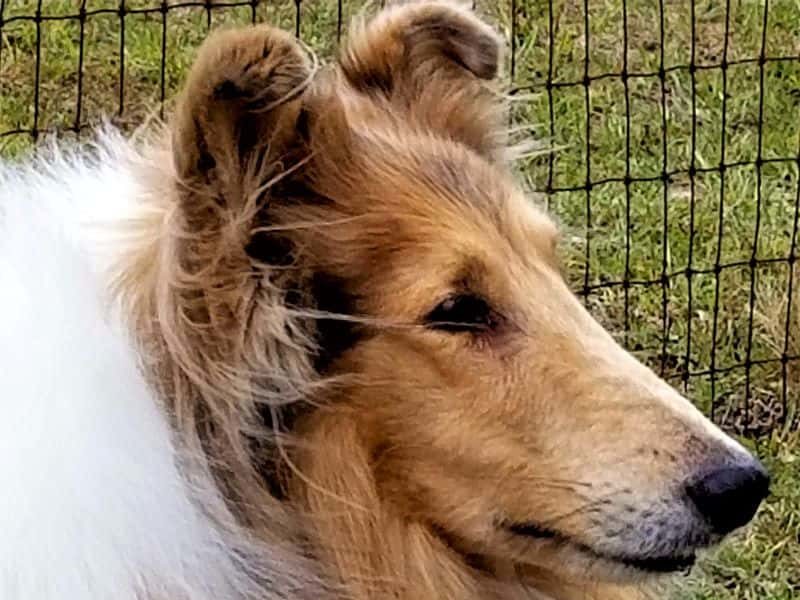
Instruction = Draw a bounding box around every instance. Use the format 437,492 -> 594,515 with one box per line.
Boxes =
0,131 -> 316,600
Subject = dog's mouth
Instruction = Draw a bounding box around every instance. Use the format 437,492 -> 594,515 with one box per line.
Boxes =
507,522 -> 697,574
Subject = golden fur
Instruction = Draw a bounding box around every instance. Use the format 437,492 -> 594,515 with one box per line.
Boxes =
110,2 -> 762,598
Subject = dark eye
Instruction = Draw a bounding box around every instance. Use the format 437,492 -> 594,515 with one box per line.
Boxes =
424,294 -> 496,333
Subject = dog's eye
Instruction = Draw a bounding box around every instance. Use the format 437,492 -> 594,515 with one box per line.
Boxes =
425,294 -> 496,333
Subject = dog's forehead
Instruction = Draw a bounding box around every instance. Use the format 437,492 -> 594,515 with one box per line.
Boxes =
316,124 -> 560,273
357,133 -> 552,227
391,147 -> 559,256
351,153 -> 560,295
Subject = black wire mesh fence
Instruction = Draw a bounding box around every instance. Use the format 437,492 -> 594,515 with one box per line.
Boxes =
1,0 -> 798,435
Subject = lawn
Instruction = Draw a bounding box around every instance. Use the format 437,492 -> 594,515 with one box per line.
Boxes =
1,0 -> 798,598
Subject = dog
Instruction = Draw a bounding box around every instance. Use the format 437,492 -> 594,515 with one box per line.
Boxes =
0,2 -> 770,599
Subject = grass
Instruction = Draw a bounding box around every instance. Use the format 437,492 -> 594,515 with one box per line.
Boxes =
1,0 -> 798,598
493,0 -> 800,433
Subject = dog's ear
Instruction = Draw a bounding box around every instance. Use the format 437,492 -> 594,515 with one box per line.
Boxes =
338,1 -> 505,158
172,25 -> 312,220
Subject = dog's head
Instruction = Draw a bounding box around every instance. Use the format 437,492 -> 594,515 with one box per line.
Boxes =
163,0 -> 768,592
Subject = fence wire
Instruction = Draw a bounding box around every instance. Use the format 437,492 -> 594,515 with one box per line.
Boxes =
1,0 -> 798,435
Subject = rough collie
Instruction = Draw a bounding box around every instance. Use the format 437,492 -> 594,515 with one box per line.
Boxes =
0,2 -> 769,599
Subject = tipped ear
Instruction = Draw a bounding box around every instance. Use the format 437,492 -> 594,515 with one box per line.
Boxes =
172,25 -> 312,213
340,1 -> 501,91
338,1 -> 505,157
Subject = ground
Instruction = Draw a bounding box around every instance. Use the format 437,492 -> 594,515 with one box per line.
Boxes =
0,0 -> 798,598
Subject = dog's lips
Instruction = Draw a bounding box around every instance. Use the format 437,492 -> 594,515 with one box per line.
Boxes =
506,522 -> 697,574
507,522 -> 558,539
612,553 -> 696,573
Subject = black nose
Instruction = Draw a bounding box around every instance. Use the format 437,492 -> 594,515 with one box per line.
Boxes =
686,461 -> 770,534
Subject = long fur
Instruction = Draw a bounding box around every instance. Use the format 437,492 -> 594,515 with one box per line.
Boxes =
0,3 -> 764,599
0,133 -> 331,600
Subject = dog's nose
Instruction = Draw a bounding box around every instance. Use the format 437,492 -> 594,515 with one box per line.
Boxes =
686,461 -> 770,534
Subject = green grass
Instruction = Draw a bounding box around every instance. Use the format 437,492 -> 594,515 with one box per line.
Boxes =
500,1 -> 800,430
1,0 -> 799,598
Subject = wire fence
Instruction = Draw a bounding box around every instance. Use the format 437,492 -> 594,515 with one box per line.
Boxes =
1,0 -> 798,435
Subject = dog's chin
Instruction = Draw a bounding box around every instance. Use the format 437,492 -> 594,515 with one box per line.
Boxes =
507,522 -> 697,580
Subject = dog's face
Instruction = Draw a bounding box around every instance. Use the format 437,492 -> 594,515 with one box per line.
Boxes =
298,132 -> 768,582
170,1 -> 769,590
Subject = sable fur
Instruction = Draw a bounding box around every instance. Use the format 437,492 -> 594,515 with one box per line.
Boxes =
0,2 -> 765,599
